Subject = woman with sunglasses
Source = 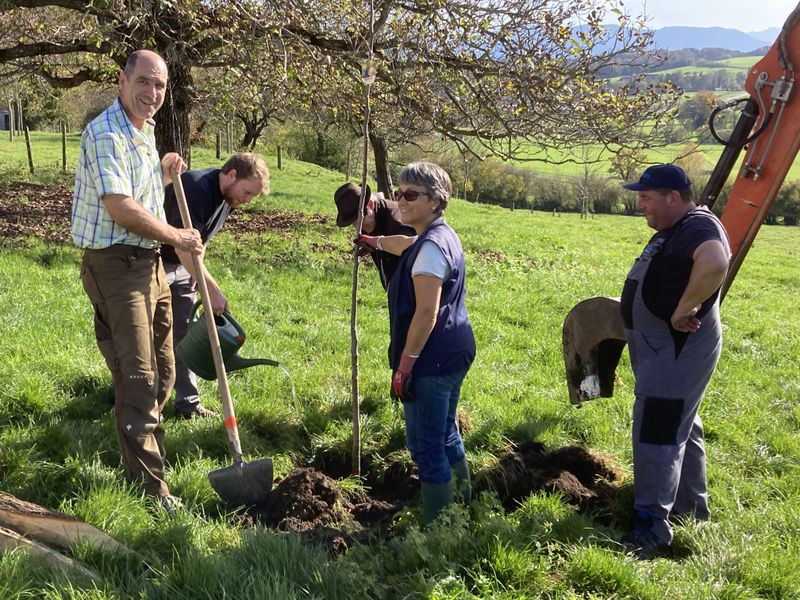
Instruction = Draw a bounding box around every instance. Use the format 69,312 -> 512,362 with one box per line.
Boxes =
360,162 -> 476,525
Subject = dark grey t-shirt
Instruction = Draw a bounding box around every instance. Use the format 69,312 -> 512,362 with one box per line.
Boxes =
641,206 -> 727,322
162,168 -> 230,264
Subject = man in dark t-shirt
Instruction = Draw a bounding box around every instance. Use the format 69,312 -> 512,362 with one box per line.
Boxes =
162,153 -> 270,419
334,182 -> 415,289
618,164 -> 731,558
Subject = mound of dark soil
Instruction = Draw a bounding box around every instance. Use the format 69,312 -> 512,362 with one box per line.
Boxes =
239,441 -> 623,553
243,468 -> 403,553
251,468 -> 350,532
310,450 -> 420,503
367,459 -> 419,503
476,441 -> 623,511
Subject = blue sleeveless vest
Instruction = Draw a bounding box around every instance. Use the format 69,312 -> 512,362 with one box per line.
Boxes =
387,217 -> 476,377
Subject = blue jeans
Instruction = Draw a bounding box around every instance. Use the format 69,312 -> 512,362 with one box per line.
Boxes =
403,368 -> 468,484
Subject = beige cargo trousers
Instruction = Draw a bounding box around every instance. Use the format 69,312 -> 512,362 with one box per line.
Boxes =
80,244 -> 174,498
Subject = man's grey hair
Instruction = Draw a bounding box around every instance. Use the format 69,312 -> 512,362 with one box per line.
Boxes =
398,162 -> 452,212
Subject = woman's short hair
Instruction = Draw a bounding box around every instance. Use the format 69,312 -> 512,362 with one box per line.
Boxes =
398,162 -> 452,212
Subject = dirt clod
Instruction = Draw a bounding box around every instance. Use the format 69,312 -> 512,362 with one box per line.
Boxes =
243,467 -> 403,553
476,441 -> 622,511
254,468 -> 350,532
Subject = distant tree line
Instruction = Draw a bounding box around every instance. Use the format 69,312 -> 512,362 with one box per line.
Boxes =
647,70 -> 747,93
283,132 -> 796,225
600,47 -> 762,78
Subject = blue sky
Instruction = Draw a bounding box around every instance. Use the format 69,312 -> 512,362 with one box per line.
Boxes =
620,0 -> 797,32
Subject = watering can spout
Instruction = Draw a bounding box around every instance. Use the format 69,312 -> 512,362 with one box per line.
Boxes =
175,302 -> 281,381
226,355 -> 280,372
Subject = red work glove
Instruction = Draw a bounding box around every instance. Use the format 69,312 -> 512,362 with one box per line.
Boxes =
391,353 -> 418,402
354,234 -> 381,252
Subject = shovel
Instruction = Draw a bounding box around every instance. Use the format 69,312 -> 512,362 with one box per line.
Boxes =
171,167 -> 273,507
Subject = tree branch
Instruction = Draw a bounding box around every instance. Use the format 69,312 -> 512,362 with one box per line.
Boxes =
0,40 -> 112,63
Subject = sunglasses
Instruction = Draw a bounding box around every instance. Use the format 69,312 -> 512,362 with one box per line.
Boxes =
394,189 -> 432,202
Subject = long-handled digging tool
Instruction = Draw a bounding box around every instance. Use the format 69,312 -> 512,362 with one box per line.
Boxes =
171,168 -> 273,507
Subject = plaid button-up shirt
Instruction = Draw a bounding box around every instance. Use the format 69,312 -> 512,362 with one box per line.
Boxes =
71,98 -> 165,249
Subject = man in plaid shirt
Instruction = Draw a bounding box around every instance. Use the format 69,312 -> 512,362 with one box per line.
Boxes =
72,49 -> 203,515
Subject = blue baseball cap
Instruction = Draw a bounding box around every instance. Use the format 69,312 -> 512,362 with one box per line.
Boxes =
622,164 -> 691,191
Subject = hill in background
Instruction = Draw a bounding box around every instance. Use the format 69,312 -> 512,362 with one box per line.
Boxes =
583,24 -> 774,52
652,26 -> 769,52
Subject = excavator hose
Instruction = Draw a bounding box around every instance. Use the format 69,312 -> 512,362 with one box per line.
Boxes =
708,97 -> 771,148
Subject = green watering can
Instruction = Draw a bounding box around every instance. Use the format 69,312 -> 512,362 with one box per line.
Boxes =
176,301 -> 280,380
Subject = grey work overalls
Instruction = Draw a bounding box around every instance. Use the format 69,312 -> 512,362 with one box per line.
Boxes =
621,215 -> 726,545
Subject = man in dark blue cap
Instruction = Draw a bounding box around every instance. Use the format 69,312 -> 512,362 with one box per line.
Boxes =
618,163 -> 731,558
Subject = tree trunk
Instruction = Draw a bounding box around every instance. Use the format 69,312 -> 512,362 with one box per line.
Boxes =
238,112 -> 267,150
369,132 -> 392,197
240,119 -> 257,149
155,59 -> 192,159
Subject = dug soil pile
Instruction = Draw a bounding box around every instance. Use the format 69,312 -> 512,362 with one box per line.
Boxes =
476,441 -> 623,512
242,441 -> 622,553
242,468 -> 402,553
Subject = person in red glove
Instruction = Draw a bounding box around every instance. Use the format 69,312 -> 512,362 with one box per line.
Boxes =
377,162 -> 476,525
334,182 -> 415,288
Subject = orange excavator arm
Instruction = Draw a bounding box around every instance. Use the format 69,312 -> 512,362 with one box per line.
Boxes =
563,3 -> 800,405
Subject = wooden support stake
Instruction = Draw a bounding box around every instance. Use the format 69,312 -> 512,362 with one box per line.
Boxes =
61,123 -> 67,173
24,126 -> 34,175
277,145 -> 283,170
216,131 -> 221,160
8,103 -> 14,142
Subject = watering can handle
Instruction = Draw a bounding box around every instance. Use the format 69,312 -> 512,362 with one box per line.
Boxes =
171,169 -> 244,464
188,301 -> 242,334
189,300 -> 202,323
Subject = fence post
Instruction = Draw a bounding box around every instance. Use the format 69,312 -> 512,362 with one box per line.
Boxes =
24,126 -> 34,175
16,98 -> 23,135
61,122 -> 67,173
277,145 -> 283,170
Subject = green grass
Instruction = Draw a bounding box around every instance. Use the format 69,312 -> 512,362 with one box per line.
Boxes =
715,56 -> 760,69
1,134 -> 800,597
649,65 -> 744,76
509,141 -> 723,179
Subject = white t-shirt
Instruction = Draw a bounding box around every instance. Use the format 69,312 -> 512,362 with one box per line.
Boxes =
411,240 -> 451,280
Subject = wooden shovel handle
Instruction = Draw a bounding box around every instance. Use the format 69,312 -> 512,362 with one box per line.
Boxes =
170,168 -> 243,464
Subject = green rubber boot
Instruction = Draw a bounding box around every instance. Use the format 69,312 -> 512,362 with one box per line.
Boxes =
452,458 -> 472,505
421,481 -> 454,525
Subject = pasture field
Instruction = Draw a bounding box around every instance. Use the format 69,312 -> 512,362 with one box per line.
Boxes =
715,56 -> 761,69
1,136 -> 799,598
645,65 -> 744,76
513,138 -> 800,183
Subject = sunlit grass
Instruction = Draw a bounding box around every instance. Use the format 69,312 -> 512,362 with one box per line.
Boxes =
1,137 -> 799,597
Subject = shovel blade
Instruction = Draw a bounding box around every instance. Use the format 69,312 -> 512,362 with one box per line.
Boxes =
208,458 -> 274,507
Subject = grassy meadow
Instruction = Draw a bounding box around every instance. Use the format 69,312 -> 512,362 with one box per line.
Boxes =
1,133 -> 800,598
